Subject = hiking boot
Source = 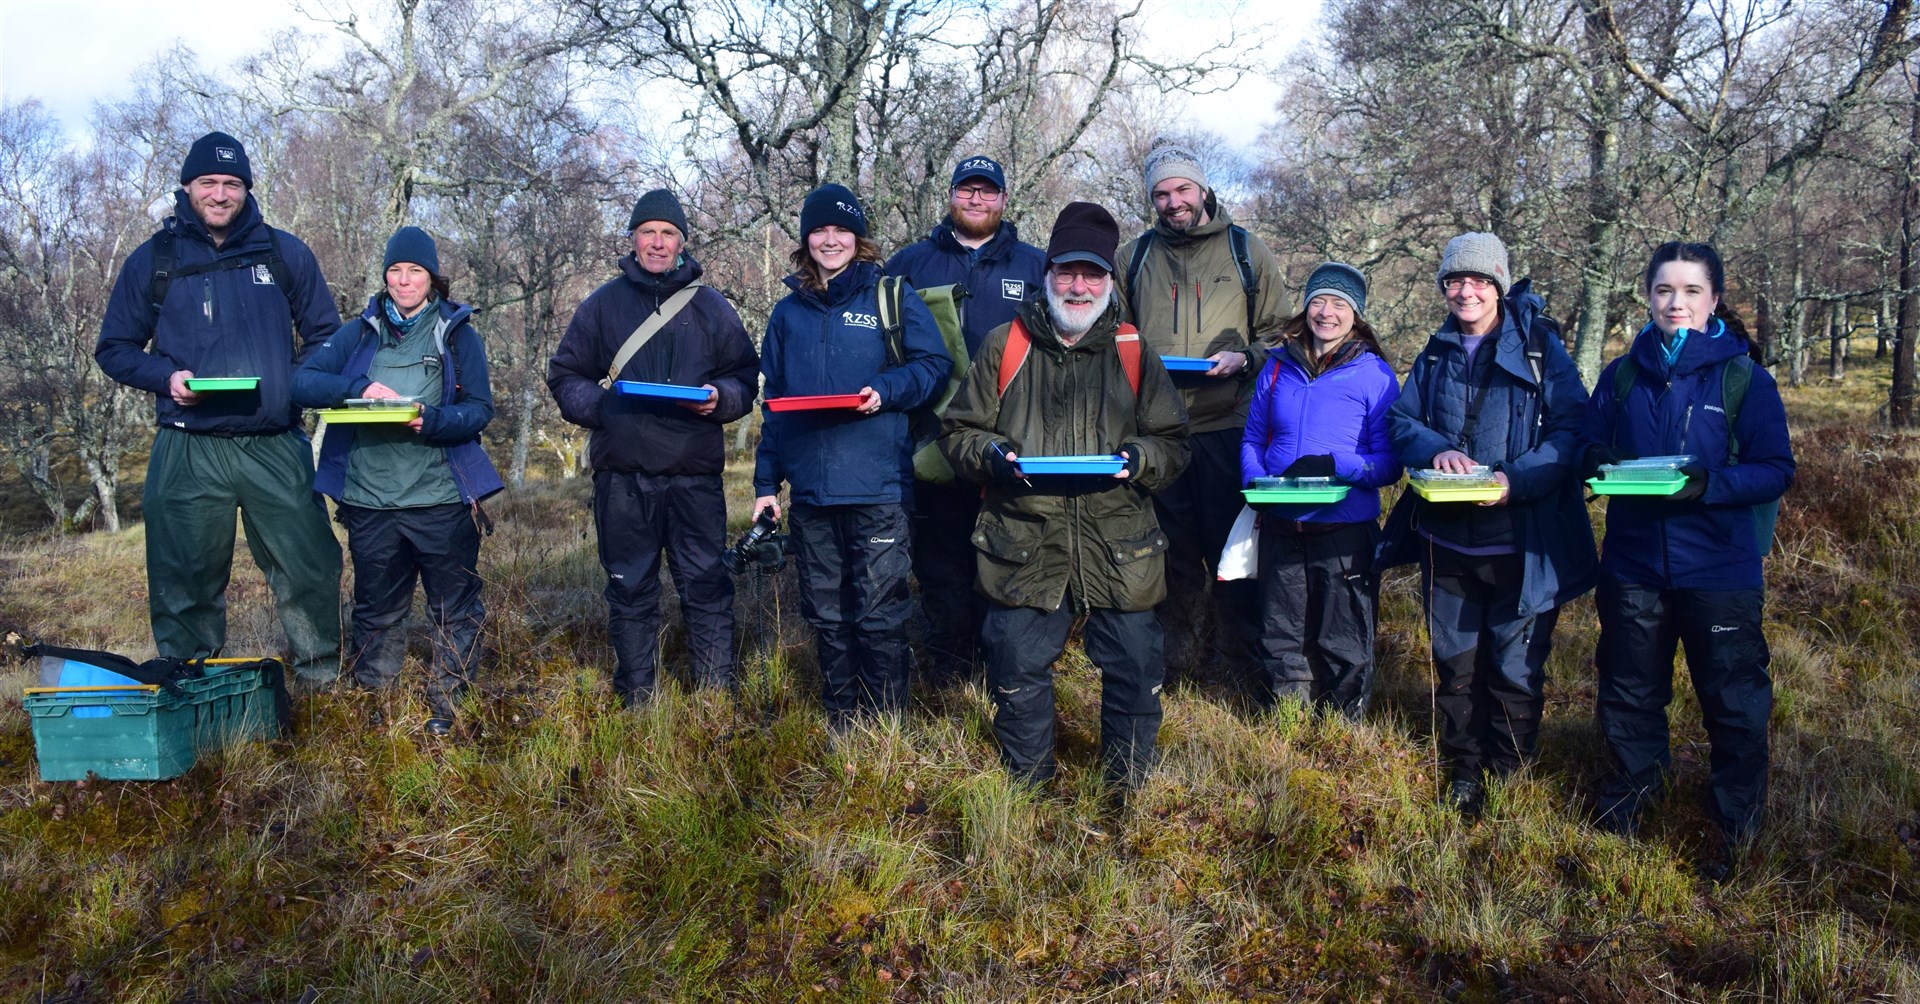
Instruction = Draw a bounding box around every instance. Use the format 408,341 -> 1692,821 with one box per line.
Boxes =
1593,795 -> 1643,838
424,716 -> 455,738
1445,778 -> 1486,820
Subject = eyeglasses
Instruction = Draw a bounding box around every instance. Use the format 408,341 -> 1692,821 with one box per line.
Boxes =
1443,276 -> 1495,293
952,185 -> 1004,202
1050,267 -> 1109,288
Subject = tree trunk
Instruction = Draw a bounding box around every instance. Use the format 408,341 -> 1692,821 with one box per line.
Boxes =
1573,0 -> 1623,387
1879,284 -> 1893,359
1893,70 -> 1920,427
1828,300 -> 1845,382
511,381 -> 535,487
83,454 -> 120,533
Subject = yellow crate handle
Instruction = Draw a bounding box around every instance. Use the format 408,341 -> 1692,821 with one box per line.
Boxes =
24,685 -> 161,695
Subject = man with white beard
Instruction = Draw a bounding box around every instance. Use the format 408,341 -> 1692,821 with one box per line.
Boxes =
938,201 -> 1191,789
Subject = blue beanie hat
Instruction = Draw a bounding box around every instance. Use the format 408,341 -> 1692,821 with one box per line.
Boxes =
180,131 -> 252,189
1304,261 -> 1368,316
383,226 -> 441,275
799,184 -> 867,239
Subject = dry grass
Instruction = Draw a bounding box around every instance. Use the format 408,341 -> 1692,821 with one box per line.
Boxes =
2,350 -> 1919,1001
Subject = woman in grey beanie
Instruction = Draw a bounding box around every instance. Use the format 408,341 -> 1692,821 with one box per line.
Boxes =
1377,232 -> 1597,819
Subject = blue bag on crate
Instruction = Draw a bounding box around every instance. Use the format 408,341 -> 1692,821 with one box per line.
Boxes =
24,643 -> 292,734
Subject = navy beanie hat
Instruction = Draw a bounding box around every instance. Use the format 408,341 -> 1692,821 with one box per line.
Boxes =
180,131 -> 253,189
799,184 -> 867,239
383,226 -> 441,276
1304,261 -> 1368,316
627,189 -> 690,237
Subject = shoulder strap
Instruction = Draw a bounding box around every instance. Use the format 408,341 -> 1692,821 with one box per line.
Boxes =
1721,355 -> 1753,462
997,318 -> 1033,395
606,281 -> 704,385
877,276 -> 906,366
1229,224 -> 1257,337
147,225 -> 296,321
148,229 -> 177,317
1609,356 -> 1639,449
1124,233 -> 1153,322
1115,324 -> 1142,394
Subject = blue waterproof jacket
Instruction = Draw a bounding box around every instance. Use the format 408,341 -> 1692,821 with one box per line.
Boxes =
97,191 -> 341,435
753,262 -> 951,506
885,220 -> 1047,356
1580,317 -> 1793,591
1378,282 -> 1598,616
1240,340 -> 1402,523
294,295 -> 504,505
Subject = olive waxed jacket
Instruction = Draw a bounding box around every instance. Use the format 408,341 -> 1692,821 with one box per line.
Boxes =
1114,197 -> 1289,435
939,299 -> 1191,613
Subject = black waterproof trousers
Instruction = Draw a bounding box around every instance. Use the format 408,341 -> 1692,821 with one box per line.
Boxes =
908,478 -> 985,686
1252,519 -> 1378,718
1153,428 -> 1259,676
790,502 -> 914,722
980,598 -> 1165,786
593,470 -> 736,699
1424,547 -> 1559,782
339,502 -> 483,719
1595,576 -> 1772,840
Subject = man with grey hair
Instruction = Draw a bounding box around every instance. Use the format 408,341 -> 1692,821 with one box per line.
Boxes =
939,201 -> 1190,788
1116,136 -> 1289,685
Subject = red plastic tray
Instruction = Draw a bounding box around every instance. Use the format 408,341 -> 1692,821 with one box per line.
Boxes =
766,394 -> 864,412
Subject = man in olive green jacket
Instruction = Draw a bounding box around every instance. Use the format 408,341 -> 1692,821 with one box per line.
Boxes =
940,201 -> 1191,787
1115,137 -> 1289,683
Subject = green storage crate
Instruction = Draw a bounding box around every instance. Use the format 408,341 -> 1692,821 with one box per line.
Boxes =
24,659 -> 278,782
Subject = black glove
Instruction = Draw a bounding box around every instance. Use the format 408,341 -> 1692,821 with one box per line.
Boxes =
1671,464 -> 1708,502
1119,443 -> 1145,479
985,443 -> 1021,484
1281,454 -> 1336,478
1582,444 -> 1625,481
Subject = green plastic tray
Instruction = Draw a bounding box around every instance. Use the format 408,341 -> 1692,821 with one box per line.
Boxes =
24,660 -> 276,781
1409,480 -> 1505,503
1244,486 -> 1350,505
316,406 -> 418,424
184,377 -> 260,392
1588,476 -> 1686,496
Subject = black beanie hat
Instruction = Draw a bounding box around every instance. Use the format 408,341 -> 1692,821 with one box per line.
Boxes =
383,226 -> 440,275
1044,201 -> 1121,274
627,189 -> 690,237
180,131 -> 252,189
799,184 -> 867,239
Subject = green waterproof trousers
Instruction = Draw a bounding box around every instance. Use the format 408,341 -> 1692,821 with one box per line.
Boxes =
143,427 -> 344,683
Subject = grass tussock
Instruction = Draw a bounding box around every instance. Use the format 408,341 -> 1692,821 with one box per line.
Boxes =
3,353 -> 1920,1001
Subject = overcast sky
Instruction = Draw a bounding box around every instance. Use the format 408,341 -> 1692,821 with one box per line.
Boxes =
1,0 -> 1309,149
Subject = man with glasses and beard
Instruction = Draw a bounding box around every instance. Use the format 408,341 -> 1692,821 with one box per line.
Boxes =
886,155 -> 1046,688
938,202 -> 1190,789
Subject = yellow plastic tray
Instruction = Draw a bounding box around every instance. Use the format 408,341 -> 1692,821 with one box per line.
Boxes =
1409,480 -> 1505,503
316,406 -> 417,424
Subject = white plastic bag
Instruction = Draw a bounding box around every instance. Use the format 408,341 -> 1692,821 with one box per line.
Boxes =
1216,504 -> 1258,580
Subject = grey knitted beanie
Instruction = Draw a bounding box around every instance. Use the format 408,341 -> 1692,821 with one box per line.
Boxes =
1143,137 -> 1209,192
1437,232 -> 1512,296
1304,262 -> 1368,316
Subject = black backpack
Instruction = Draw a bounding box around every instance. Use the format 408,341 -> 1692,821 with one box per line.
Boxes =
147,225 -> 298,325
1124,224 -> 1259,338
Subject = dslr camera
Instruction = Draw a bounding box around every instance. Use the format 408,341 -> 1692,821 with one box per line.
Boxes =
721,509 -> 788,575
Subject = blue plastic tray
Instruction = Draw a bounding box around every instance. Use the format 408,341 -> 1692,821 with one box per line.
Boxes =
614,380 -> 712,402
1161,356 -> 1215,373
1019,454 -> 1125,475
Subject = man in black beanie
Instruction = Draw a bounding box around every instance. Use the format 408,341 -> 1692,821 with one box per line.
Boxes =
547,188 -> 760,704
938,201 -> 1191,789
95,130 -> 345,687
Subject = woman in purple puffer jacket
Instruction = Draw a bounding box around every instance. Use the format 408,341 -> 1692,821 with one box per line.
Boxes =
1239,261 -> 1402,718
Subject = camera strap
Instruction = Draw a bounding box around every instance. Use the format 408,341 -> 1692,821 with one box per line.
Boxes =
603,282 -> 704,387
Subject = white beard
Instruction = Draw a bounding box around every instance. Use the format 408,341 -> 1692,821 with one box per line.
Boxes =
1046,284 -> 1112,340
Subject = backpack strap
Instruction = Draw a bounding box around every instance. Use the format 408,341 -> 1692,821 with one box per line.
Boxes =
1228,224 -> 1258,338
148,229 -> 177,317
1721,355 -> 1753,463
1609,356 -> 1638,449
1115,324 -> 1142,394
148,224 -> 297,325
995,320 -> 1143,397
877,275 -> 906,367
1123,233 -> 1154,322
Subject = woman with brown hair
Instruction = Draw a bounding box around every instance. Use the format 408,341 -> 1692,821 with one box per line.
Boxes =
750,184 -> 951,729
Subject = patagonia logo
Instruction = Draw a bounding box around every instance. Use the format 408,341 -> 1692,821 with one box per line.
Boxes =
215,147 -> 237,163
252,264 -> 275,285
869,536 -> 896,544
843,311 -> 878,329
1704,404 -> 1726,414
1001,279 -> 1026,300
1710,624 -> 1739,633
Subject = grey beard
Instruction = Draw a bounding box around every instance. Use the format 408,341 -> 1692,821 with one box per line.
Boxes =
1046,285 -> 1112,339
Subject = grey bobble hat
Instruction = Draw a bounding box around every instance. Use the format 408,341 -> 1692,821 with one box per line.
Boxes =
627,188 -> 690,237
1437,232 -> 1512,296
1143,136 -> 1208,192
1305,262 -> 1368,316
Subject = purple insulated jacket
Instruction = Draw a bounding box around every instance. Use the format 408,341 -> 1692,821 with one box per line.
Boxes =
1240,343 -> 1402,523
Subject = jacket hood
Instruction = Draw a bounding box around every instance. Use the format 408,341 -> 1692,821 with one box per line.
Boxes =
170,188 -> 265,247
357,293 -> 474,333
1152,191 -> 1230,246
783,259 -> 882,306
930,218 -> 1023,259
618,250 -> 705,293
1628,315 -> 1748,378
